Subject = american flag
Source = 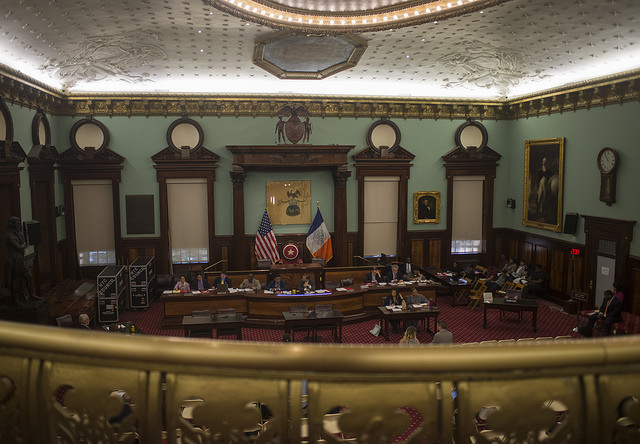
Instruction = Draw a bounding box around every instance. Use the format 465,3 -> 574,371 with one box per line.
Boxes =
255,209 -> 279,264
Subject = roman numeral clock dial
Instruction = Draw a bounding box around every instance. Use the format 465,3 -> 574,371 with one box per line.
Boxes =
597,147 -> 618,205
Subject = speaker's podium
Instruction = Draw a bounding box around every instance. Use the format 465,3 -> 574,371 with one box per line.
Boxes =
269,263 -> 323,290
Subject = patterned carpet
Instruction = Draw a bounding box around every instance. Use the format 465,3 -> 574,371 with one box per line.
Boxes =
117,295 -> 579,344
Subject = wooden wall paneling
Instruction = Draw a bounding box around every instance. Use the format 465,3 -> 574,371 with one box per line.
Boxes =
549,249 -> 564,294
411,239 -> 424,269
534,245 -> 548,269
628,257 -> 640,315
521,242 -> 533,265
428,239 -> 442,270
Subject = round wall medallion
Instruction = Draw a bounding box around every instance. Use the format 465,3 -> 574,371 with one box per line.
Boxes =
367,119 -> 401,153
32,110 -> 51,147
70,117 -> 110,151
282,243 -> 299,261
167,117 -> 204,152
455,120 -> 488,150
0,97 -> 14,145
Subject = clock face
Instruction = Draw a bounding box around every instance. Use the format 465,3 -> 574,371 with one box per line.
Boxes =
598,148 -> 617,173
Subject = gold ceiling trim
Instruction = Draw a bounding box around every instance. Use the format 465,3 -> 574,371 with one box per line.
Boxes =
1,67 -> 640,120
206,0 -> 512,33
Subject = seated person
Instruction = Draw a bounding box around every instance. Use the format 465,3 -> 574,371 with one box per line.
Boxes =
407,269 -> 426,281
239,273 -> 261,291
510,259 -> 528,282
78,313 -> 91,330
399,326 -> 419,346
266,274 -> 287,291
174,275 -> 190,291
400,257 -> 420,280
462,264 -> 477,281
613,281 -> 624,302
432,321 -> 453,344
524,264 -> 546,295
487,270 -> 509,293
406,287 -> 429,305
501,256 -> 518,275
576,290 -> 622,336
449,261 -> 464,275
192,273 -> 209,291
386,264 -> 401,283
298,273 -> 315,293
213,271 -> 232,289
384,288 -> 404,307
363,266 -> 384,284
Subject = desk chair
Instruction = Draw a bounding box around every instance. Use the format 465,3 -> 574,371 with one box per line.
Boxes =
312,305 -> 338,342
467,283 -> 487,311
56,314 -> 74,328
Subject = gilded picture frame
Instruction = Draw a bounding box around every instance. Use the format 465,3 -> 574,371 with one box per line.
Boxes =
523,137 -> 565,232
266,180 -> 311,225
413,191 -> 440,224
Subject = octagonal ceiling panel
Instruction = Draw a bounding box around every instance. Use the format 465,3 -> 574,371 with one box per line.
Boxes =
254,32 -> 367,79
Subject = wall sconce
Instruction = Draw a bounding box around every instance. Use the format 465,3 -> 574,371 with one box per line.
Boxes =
506,198 -> 516,209
55,205 -> 65,217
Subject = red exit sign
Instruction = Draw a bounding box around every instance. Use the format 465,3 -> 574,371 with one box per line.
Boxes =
569,248 -> 581,255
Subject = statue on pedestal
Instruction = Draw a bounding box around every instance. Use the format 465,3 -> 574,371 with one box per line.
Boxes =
2,217 -> 39,306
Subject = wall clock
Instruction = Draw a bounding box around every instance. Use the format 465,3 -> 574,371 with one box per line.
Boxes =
597,147 -> 618,205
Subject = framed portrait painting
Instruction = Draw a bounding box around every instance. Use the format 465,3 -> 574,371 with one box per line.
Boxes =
413,191 -> 440,224
266,180 -> 311,225
523,137 -> 565,232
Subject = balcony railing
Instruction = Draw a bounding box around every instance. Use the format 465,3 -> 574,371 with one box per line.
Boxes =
1,320 -> 640,443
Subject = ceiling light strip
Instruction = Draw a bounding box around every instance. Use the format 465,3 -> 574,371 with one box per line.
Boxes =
211,0 -> 505,31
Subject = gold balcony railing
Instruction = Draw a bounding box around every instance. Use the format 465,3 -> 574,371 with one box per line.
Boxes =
1,320 -> 640,444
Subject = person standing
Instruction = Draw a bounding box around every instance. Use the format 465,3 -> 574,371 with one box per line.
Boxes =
432,321 -> 453,344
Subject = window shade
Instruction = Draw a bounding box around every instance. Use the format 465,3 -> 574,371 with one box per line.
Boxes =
166,178 -> 209,263
364,176 -> 398,256
72,180 -> 115,265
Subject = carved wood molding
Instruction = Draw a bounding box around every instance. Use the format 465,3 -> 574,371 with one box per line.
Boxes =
227,145 -> 353,172
2,67 -> 640,120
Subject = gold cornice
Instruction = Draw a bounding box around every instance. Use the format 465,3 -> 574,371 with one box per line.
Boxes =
1,68 -> 640,120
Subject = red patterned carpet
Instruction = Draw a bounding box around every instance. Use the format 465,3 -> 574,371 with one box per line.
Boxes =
117,295 -> 579,344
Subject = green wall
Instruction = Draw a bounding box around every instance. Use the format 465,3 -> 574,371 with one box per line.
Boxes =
5,99 -> 640,256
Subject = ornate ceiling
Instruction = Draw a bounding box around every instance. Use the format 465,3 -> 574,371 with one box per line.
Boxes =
0,0 -> 639,117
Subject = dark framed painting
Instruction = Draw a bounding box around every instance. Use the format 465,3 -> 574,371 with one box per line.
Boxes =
523,137 -> 565,232
413,191 -> 440,224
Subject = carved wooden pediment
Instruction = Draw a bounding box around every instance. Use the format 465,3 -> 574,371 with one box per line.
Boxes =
442,145 -> 502,163
0,141 -> 26,163
227,145 -> 353,170
352,145 -> 415,161
152,146 -> 220,163
27,145 -> 59,163
58,146 -> 125,163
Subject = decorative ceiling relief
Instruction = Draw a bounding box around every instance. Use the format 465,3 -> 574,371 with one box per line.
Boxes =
42,30 -> 167,90
438,41 -> 550,96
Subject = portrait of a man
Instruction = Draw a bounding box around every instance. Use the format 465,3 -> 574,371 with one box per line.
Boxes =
413,192 -> 440,224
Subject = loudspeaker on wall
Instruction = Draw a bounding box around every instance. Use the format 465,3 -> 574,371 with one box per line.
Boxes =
563,213 -> 579,235
23,220 -> 41,245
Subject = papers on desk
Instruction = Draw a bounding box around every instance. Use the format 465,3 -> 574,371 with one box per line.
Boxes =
263,290 -> 274,294
316,289 -> 329,293
163,290 -> 172,295
191,290 -> 201,294
413,303 -> 429,309
386,305 -> 403,312
335,287 -> 347,292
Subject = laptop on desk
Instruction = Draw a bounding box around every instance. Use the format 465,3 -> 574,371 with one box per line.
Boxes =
504,289 -> 522,302
216,284 -> 229,294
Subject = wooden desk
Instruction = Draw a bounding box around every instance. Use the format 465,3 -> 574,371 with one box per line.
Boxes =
270,263 -> 323,289
428,272 -> 472,306
212,313 -> 247,339
182,315 -> 214,338
282,310 -> 344,343
483,298 -> 539,332
378,305 -> 440,341
182,313 -> 247,339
